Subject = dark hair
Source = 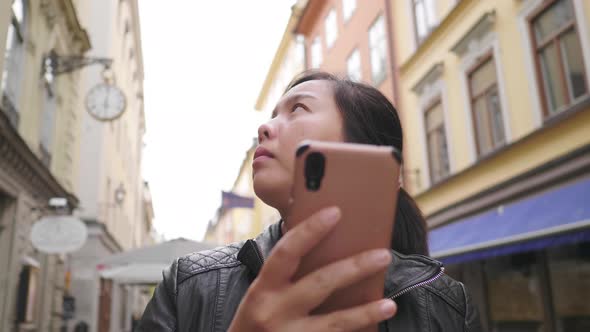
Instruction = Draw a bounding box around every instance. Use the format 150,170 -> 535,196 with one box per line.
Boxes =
285,71 -> 429,256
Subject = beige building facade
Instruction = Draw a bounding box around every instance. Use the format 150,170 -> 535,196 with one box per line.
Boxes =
68,1 -> 152,331
0,0 -> 90,330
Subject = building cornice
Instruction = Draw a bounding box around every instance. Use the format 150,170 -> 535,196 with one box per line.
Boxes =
425,143 -> 590,228
293,0 -> 325,36
0,107 -> 78,207
400,0 -> 472,75
255,1 -> 307,111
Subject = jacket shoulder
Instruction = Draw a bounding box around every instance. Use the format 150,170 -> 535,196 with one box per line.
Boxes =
424,273 -> 468,316
425,273 -> 482,330
176,242 -> 244,285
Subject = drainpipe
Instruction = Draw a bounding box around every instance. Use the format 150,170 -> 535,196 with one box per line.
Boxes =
384,0 -> 400,105
384,0 -> 407,186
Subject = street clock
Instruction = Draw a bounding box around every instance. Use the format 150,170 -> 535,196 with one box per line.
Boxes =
85,83 -> 127,121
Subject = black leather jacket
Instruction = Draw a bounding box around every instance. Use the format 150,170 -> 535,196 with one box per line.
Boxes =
138,222 -> 481,331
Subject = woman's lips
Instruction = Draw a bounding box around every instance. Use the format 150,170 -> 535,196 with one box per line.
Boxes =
253,146 -> 275,170
253,146 -> 274,161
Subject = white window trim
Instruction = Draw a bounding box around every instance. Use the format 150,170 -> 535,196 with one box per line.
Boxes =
347,48 -> 362,81
458,33 -> 512,164
518,0 -> 590,127
412,63 -> 455,190
369,15 -> 388,85
311,36 -> 323,68
342,0 -> 356,22
406,0 -> 438,48
325,9 -> 338,49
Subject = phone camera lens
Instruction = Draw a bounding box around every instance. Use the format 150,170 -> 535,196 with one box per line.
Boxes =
305,152 -> 325,191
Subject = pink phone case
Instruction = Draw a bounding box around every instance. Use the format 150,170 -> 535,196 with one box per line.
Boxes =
286,140 -> 401,328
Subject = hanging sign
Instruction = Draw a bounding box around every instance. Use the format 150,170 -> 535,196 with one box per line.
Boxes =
30,216 -> 88,254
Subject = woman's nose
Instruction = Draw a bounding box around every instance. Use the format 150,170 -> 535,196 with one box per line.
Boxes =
257,121 -> 276,143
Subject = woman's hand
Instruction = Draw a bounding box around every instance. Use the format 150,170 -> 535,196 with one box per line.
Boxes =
227,207 -> 397,332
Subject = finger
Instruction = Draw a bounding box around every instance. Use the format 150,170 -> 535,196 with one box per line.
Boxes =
258,207 -> 341,287
314,299 -> 397,332
287,249 -> 392,312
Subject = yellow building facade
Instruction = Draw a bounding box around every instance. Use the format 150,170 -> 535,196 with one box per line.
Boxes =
391,0 -> 590,330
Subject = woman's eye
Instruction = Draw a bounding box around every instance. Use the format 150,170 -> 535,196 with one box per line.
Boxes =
292,104 -> 306,113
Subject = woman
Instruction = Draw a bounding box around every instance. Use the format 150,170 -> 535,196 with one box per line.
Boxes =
138,72 -> 481,331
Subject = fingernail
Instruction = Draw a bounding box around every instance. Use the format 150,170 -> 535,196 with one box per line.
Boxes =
380,299 -> 396,317
372,250 -> 392,265
320,207 -> 341,226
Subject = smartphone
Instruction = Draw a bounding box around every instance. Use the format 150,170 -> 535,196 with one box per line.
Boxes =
285,140 -> 401,318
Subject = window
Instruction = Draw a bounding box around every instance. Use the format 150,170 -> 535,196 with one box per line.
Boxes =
1,0 -> 27,128
485,253 -> 549,331
325,9 -> 338,49
369,15 -> 387,85
294,35 -> 306,67
16,265 -> 39,324
347,48 -> 361,81
530,0 -> 588,116
412,0 -> 437,44
468,55 -> 506,156
39,77 -> 56,168
311,37 -> 323,68
343,0 -> 356,22
424,101 -> 449,183
547,243 -> 590,331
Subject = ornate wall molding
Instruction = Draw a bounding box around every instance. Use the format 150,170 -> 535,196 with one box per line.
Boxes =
0,106 -> 78,207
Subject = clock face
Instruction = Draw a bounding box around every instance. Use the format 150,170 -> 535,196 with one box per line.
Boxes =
85,83 -> 126,121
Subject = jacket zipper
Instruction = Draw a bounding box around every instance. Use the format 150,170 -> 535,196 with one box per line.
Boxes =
390,267 -> 445,299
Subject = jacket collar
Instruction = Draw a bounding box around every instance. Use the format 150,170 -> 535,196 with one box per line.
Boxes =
237,222 -> 443,297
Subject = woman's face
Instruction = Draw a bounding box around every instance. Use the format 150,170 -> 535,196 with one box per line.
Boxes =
252,80 -> 345,214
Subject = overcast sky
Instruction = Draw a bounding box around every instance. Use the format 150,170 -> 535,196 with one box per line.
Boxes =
139,1 -> 295,241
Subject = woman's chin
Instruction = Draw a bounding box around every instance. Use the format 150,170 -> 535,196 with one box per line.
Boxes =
253,174 -> 290,213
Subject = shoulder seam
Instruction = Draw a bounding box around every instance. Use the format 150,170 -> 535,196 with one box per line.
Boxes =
177,261 -> 242,285
423,283 -> 465,317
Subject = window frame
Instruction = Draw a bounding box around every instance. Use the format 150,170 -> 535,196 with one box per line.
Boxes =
342,0 -> 357,23
346,47 -> 362,81
466,51 -> 506,157
311,36 -> 323,69
39,50 -> 57,168
368,14 -> 388,85
1,0 -> 28,128
411,0 -> 437,46
527,0 -> 589,118
324,9 -> 338,49
423,97 -> 450,184
16,264 -> 39,324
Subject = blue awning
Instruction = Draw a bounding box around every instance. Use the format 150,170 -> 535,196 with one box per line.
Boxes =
429,177 -> 590,265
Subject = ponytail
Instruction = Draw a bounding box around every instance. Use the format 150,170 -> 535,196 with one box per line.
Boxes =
391,188 -> 429,256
